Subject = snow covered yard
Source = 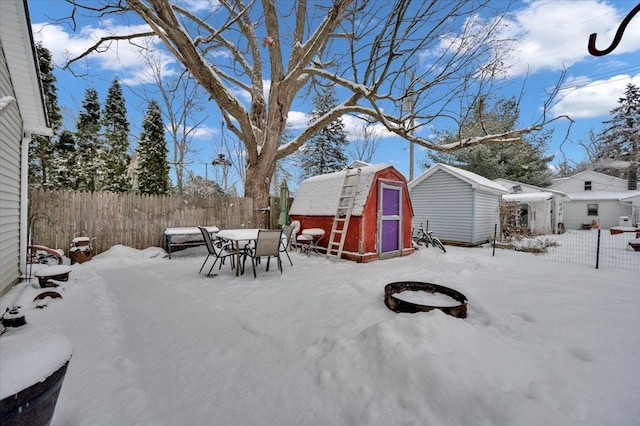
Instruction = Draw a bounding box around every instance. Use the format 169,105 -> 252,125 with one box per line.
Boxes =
1,244 -> 638,426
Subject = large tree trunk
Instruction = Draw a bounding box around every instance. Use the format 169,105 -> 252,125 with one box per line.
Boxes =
245,154 -> 277,229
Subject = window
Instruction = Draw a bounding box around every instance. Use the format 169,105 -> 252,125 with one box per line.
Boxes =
587,204 -> 598,216
584,181 -> 592,190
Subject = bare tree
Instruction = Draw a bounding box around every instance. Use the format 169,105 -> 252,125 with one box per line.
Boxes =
348,121 -> 381,164
65,0 -> 567,226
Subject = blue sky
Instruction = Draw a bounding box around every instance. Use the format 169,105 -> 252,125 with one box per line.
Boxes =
27,0 -> 640,191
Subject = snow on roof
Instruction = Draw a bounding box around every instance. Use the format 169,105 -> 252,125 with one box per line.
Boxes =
409,163 -> 508,194
566,190 -> 640,201
503,192 -> 554,202
289,163 -> 393,216
493,178 -> 568,197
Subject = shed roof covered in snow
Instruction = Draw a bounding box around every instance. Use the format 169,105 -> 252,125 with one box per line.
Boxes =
409,163 -> 508,194
503,192 -> 554,202
289,163 -> 393,216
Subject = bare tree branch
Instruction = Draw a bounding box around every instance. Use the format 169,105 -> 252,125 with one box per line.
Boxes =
63,32 -> 156,70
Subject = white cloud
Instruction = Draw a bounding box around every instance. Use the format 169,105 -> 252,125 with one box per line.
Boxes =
286,111 -> 308,129
551,73 -> 640,118
31,21 -> 175,86
500,1 -> 640,77
188,124 -> 220,140
179,0 -> 220,13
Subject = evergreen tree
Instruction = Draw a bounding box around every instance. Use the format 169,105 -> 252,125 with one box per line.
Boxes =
300,86 -> 349,180
426,97 -> 554,187
102,78 -> 131,192
136,100 -> 170,194
51,130 -> 77,188
596,83 -> 640,187
29,44 -> 62,188
75,87 -> 104,191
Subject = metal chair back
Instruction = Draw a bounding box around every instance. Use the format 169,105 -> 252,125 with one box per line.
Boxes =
255,229 -> 283,258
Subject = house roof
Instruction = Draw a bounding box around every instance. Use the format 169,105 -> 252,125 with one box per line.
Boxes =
493,178 -> 568,197
409,163 -> 508,194
0,0 -> 51,136
566,190 -> 640,201
550,170 -> 628,187
289,163 -> 394,216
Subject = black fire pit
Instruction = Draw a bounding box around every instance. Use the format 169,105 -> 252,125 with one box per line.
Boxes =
384,281 -> 468,318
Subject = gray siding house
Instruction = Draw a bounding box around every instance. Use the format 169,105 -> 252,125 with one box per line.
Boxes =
0,0 -> 52,294
409,163 -> 508,245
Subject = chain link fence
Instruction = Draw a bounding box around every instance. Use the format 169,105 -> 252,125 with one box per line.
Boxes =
485,220 -> 640,271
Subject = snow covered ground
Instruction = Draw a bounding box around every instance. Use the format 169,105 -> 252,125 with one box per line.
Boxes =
1,243 -> 638,426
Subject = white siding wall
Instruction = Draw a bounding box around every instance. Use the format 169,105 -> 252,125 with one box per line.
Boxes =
563,200 -> 632,228
0,48 -> 23,294
472,191 -> 500,243
551,171 -> 628,193
410,169 -> 474,243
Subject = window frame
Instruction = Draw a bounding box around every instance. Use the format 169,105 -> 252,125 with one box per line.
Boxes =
587,203 -> 598,216
584,181 -> 592,191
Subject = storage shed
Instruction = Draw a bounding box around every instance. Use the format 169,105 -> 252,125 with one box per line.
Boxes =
289,163 -> 414,262
409,163 -> 508,245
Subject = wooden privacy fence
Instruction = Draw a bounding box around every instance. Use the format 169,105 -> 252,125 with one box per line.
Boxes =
28,189 -> 255,256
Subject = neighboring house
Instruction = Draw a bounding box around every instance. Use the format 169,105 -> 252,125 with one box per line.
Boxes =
494,178 -> 569,235
408,163 -> 508,245
0,0 -> 52,295
289,163 -> 414,262
549,171 -> 640,228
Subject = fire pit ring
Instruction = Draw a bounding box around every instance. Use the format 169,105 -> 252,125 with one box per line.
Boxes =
384,281 -> 468,318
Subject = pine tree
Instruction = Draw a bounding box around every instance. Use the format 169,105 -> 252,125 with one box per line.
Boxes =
51,130 -> 77,188
102,78 -> 132,192
136,100 -> 170,194
75,87 -> 103,191
596,83 -> 640,188
29,44 -> 62,188
426,97 -> 554,187
300,86 -> 348,180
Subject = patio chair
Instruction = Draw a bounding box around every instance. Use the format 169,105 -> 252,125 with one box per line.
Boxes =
289,220 -> 301,250
243,229 -> 283,278
198,226 -> 236,277
280,225 -> 294,266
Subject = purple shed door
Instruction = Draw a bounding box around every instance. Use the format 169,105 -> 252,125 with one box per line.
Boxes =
379,184 -> 402,256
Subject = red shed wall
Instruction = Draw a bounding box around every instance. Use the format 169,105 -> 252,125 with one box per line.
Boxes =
290,167 -> 414,262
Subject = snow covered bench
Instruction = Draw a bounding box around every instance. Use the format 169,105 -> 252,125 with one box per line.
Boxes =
164,226 -> 219,259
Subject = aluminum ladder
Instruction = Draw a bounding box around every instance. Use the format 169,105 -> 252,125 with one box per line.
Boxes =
326,168 -> 361,259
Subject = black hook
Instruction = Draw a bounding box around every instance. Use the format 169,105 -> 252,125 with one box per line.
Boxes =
588,3 -> 640,56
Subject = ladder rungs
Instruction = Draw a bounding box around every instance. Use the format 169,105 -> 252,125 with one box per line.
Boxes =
327,168 -> 361,258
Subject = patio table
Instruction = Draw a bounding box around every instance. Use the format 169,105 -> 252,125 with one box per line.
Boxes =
217,229 -> 287,276
216,229 -> 262,277
298,228 -> 325,255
